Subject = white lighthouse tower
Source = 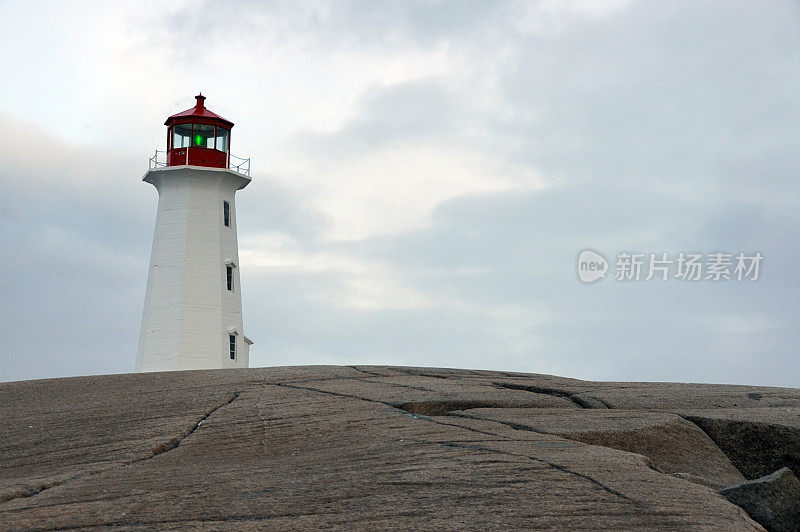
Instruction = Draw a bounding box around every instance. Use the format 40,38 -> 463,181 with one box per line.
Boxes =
136,94 -> 252,372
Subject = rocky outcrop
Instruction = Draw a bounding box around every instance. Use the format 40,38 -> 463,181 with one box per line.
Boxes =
721,467 -> 800,532
682,409 -> 800,481
451,408 -> 746,488
0,366 -> 798,530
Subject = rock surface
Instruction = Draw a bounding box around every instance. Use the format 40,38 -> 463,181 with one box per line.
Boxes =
452,408 -> 746,488
0,366 -> 798,530
720,467 -> 800,532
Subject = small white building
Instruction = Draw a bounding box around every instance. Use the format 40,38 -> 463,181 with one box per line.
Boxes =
136,95 -> 252,372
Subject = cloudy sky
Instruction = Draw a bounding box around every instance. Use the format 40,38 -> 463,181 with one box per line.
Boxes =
1,1 -> 798,386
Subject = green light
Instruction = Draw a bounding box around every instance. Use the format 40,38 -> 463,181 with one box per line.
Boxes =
195,134 -> 204,146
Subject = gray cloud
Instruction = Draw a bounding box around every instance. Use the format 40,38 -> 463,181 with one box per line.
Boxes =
236,172 -> 799,386
239,176 -> 330,245
290,79 -> 463,158
2,1 -> 799,387
0,118 -> 153,380
156,0 -> 514,53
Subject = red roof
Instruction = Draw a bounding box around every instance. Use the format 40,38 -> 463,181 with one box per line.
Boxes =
164,94 -> 234,128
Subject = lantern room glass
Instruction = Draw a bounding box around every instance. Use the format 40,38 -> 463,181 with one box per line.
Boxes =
215,127 -> 229,153
173,123 -> 191,148
192,123 -> 216,149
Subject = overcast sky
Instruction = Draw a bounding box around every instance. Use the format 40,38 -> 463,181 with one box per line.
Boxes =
1,1 -> 798,386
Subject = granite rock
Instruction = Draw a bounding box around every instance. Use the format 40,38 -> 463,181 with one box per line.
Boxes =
1,366 -> 798,530
720,467 -> 800,532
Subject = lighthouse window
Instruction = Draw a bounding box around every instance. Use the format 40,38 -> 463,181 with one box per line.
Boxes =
173,123 -> 191,148
223,201 -> 230,227
192,123 -> 215,149
226,265 -> 233,291
229,334 -> 236,360
215,127 -> 229,152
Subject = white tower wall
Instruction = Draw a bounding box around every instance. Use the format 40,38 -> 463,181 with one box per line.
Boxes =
136,165 -> 252,372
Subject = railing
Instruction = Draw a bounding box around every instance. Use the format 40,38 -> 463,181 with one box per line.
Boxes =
148,150 -> 169,169
148,149 -> 251,178
228,153 -> 250,177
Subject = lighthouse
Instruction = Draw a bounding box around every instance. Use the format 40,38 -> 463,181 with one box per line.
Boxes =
136,94 -> 252,372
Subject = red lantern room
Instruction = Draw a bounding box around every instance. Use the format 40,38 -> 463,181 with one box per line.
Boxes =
164,94 -> 233,168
